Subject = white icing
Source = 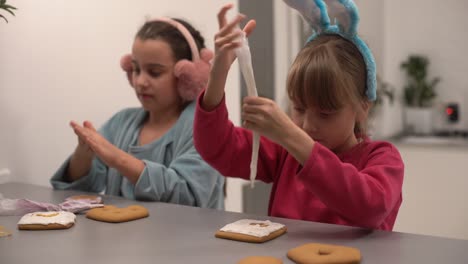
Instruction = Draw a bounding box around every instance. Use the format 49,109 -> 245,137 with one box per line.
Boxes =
219,219 -> 285,238
18,211 -> 76,226
65,195 -> 102,204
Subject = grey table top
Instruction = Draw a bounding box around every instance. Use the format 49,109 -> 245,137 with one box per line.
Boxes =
1,182 -> 467,264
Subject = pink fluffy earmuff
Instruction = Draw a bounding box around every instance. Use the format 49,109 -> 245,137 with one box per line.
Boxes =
120,17 -> 213,101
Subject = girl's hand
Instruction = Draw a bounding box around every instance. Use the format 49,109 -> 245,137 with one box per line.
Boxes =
202,4 -> 256,111
70,121 -> 121,168
213,4 -> 256,72
242,96 -> 296,145
213,6 -> 244,73
242,96 -> 315,165
72,122 -> 94,159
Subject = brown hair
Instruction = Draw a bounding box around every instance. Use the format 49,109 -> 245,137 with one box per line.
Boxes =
135,18 -> 206,62
287,34 -> 369,138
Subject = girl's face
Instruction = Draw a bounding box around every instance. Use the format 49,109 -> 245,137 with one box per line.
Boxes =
131,38 -> 182,113
291,102 -> 359,153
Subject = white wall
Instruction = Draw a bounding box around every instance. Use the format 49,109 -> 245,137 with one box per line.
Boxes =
355,0 -> 385,73
383,0 -> 468,134
273,1 -> 304,112
0,1 -> 241,193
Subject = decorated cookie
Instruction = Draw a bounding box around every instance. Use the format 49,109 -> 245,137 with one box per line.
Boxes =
17,211 -> 76,230
237,256 -> 283,264
215,219 -> 287,243
86,205 -> 149,223
287,243 -> 361,264
66,195 -> 102,204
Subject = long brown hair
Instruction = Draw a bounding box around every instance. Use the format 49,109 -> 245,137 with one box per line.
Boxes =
287,34 -> 369,137
136,18 -> 206,62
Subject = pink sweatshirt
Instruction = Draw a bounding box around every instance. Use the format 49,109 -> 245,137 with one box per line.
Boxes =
194,94 -> 404,231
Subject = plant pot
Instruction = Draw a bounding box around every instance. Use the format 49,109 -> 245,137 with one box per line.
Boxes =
404,107 -> 433,135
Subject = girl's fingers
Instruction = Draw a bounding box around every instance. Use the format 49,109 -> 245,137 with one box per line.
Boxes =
77,127 -> 88,138
83,121 -> 97,132
215,29 -> 243,48
217,4 -> 254,36
218,41 -> 242,53
70,120 -> 80,129
243,104 -> 277,122
242,120 -> 261,133
243,96 -> 270,105
243,19 -> 257,37
70,121 -> 83,136
242,111 -> 265,124
243,101 -> 265,110
217,3 -> 234,29
217,14 -> 245,38
70,121 -> 89,137
70,122 -> 93,142
242,104 -> 262,114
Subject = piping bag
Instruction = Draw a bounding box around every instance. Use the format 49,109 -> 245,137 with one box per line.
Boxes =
235,30 -> 259,188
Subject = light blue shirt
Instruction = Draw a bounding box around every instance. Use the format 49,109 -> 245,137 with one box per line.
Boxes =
51,102 -> 224,209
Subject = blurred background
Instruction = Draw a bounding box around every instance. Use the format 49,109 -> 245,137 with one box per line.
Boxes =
1,0 -> 467,240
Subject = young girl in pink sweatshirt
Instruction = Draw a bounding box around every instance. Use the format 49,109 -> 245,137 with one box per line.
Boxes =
194,2 -> 404,231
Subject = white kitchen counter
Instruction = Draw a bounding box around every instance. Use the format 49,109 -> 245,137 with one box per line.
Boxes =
390,140 -> 468,240
392,135 -> 468,148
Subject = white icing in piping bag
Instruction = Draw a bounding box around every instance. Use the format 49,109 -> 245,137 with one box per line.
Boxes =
235,31 -> 259,188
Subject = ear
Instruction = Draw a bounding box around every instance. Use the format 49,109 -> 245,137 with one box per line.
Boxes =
173,48 -> 213,101
120,54 -> 134,87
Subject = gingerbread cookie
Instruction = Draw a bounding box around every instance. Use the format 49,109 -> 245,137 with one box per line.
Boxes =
86,205 -> 149,223
287,243 -> 361,264
17,211 -> 76,230
66,194 -> 102,204
215,219 -> 287,243
0,225 -> 12,237
237,256 -> 283,264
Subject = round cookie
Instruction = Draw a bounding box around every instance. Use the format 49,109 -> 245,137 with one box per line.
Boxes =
86,205 -> 149,223
215,219 -> 287,243
0,226 -> 12,237
237,256 -> 283,264
17,211 -> 76,230
287,243 -> 361,264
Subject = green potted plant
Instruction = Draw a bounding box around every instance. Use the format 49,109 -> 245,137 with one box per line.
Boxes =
401,55 -> 440,107
0,0 -> 17,23
401,54 -> 440,134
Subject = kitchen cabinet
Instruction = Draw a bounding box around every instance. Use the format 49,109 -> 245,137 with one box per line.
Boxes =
393,141 -> 468,240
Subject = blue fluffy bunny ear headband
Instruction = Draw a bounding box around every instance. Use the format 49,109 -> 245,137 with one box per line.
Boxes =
283,0 -> 377,101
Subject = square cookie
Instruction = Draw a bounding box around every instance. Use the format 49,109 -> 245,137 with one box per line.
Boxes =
215,219 -> 287,243
17,211 -> 76,230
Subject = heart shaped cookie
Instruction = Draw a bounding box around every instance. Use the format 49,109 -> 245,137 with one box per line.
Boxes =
86,205 -> 149,223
